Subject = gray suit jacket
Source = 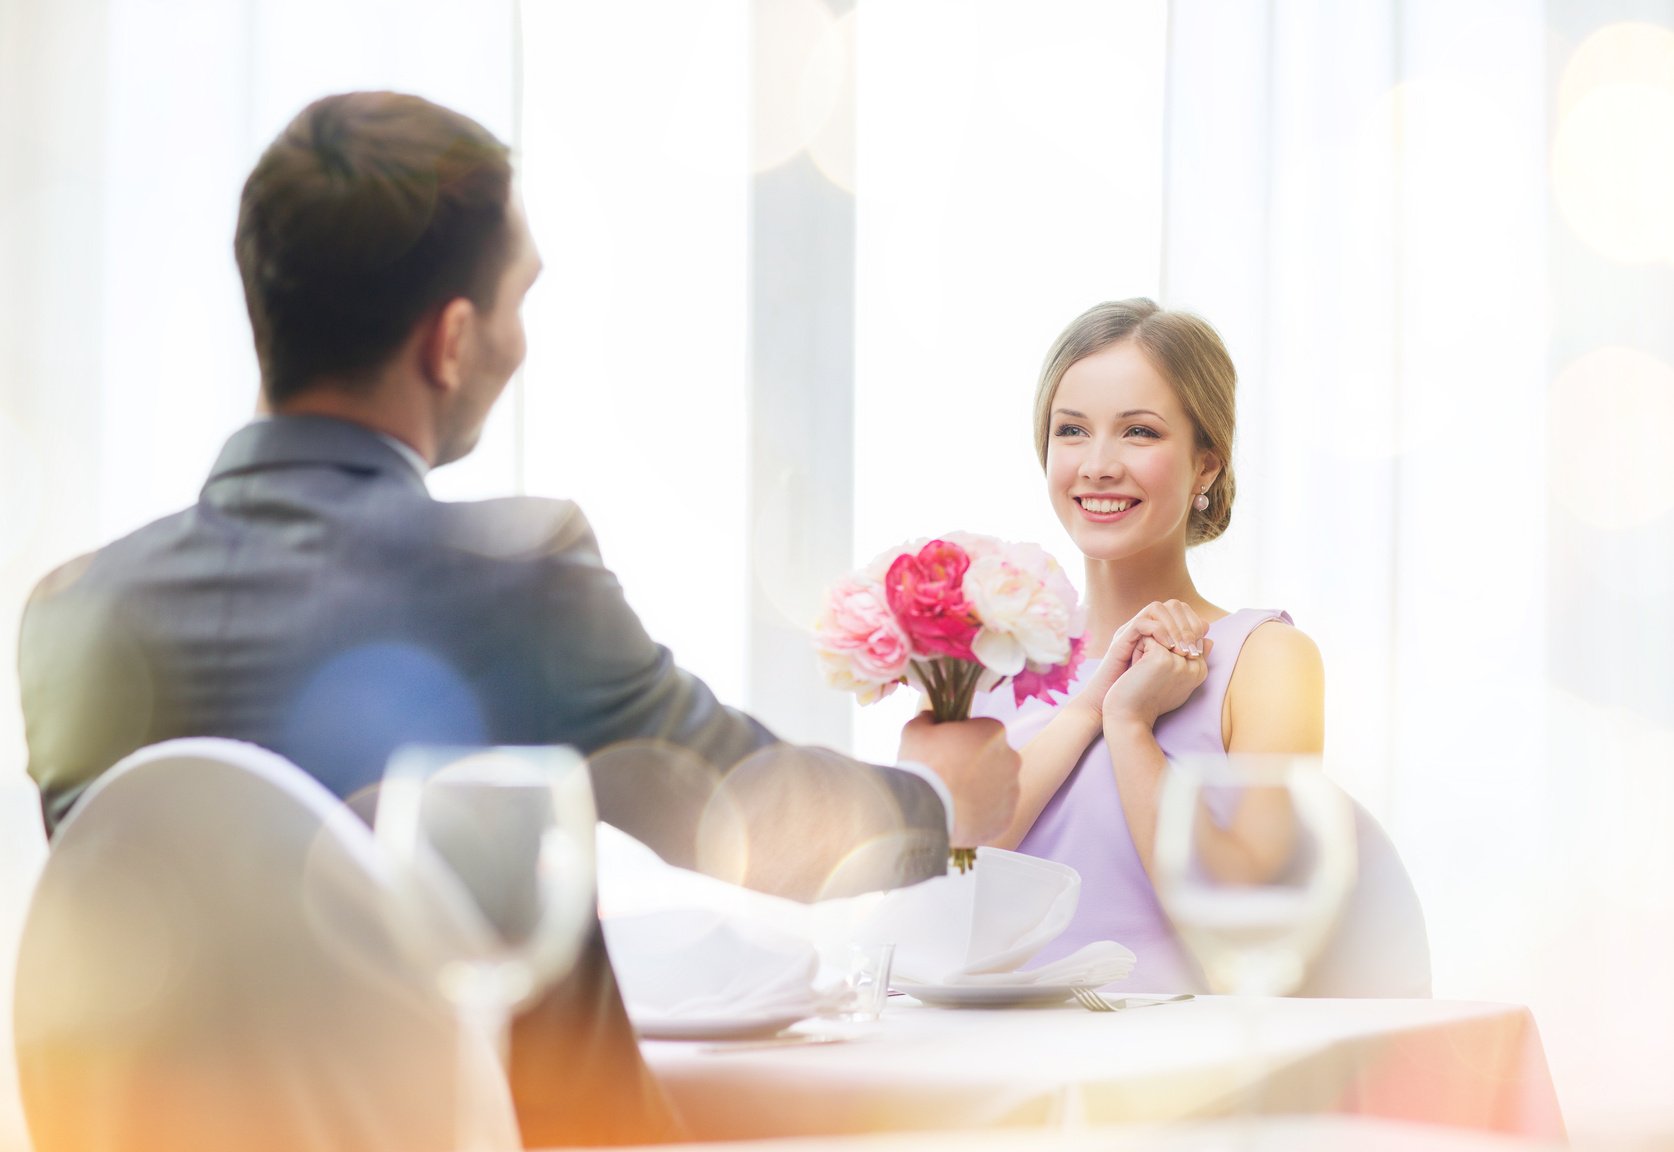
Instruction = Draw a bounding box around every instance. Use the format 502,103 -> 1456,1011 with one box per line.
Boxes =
18,414 -> 947,1145
21,415 -> 946,873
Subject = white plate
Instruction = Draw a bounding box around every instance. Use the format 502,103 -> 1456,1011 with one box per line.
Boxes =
632,1011 -> 813,1040
898,982 -> 1087,1008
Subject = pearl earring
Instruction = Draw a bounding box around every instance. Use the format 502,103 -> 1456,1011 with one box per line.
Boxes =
1193,488 -> 1210,512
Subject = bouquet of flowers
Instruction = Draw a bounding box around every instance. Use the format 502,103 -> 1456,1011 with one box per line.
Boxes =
814,533 -> 1087,869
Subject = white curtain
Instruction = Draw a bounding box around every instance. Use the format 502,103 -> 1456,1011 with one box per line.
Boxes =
1165,0 -> 1674,1134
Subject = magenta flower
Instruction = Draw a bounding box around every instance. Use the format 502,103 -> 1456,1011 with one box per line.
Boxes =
884,540 -> 981,661
1010,634 -> 1089,707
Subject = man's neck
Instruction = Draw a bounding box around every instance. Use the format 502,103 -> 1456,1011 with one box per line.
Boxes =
266,384 -> 438,465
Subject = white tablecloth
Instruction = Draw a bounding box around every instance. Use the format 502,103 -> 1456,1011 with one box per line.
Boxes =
642,996 -> 1564,1143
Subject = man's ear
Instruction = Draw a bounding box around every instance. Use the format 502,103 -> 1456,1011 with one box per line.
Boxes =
420,297 -> 476,394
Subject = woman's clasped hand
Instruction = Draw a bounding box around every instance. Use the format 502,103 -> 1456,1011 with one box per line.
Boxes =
1073,600 -> 1215,729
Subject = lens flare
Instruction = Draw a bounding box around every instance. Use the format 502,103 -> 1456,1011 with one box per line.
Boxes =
1556,20 -> 1674,117
1552,23 -> 1674,264
806,10 -> 857,193
751,0 -> 842,174
1547,345 -> 1674,531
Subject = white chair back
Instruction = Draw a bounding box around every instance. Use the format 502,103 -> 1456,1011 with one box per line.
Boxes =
13,738 -> 518,1152
1302,800 -> 1432,998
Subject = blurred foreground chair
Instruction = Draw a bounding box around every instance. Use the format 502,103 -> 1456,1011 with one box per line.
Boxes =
13,738 -> 517,1152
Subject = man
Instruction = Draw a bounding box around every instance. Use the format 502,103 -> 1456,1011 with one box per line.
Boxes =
17,92 -> 1020,1146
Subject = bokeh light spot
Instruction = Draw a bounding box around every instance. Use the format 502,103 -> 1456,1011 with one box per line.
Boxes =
1556,21 -> 1674,117
806,10 -> 857,193
704,744 -> 907,899
1552,23 -> 1674,264
588,738 -> 736,875
282,643 -> 487,799
1553,86 -> 1674,264
751,0 -> 841,173
1548,345 -> 1674,530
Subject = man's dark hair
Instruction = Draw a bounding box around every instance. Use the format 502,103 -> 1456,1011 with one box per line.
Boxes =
234,91 -> 514,405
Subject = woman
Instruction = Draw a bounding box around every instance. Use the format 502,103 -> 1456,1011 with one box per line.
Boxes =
976,299 -> 1427,995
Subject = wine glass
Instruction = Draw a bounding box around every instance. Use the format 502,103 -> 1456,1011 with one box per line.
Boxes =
1154,754 -> 1355,998
375,745 -> 597,1150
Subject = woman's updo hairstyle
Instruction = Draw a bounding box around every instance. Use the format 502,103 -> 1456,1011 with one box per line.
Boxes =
1031,298 -> 1238,546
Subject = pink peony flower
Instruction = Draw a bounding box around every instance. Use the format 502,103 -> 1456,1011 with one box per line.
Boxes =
1010,634 -> 1089,707
884,540 -> 981,660
814,577 -> 912,704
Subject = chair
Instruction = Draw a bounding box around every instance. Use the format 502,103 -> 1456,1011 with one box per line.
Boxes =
13,738 -> 518,1152
1301,800 -> 1433,998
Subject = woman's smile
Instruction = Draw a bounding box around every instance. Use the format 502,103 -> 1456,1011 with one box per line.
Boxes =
1074,495 -> 1143,522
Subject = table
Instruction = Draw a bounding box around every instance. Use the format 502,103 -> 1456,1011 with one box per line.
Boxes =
642,996 -> 1565,1143
560,1116 -> 1567,1152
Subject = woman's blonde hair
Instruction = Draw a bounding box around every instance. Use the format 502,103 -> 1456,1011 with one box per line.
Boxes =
1032,298 -> 1237,546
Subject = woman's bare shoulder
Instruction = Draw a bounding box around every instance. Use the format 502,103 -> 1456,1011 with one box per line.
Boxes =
1223,616 -> 1324,753
1237,617 -> 1323,674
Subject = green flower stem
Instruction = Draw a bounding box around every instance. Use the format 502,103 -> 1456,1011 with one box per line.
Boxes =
914,657 -> 961,724
910,657 -> 988,873
951,660 -> 983,719
912,658 -> 945,720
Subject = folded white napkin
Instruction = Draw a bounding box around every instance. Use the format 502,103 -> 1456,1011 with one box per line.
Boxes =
857,846 -> 1135,987
602,908 -> 820,1020
939,940 -> 1136,987
595,822 -> 887,963
597,826 -> 1135,1002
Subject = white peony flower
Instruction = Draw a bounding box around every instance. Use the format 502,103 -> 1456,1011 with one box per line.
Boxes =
961,546 -> 1075,676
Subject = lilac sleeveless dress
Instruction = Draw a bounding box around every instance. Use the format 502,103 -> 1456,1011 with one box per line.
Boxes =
972,608 -> 1290,993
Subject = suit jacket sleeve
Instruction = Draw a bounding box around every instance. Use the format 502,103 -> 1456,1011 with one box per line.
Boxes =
514,501 -> 949,898
18,553 -> 136,836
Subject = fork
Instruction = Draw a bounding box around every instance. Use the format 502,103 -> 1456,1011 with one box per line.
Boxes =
1072,989 -> 1195,1013
1071,987 -> 1116,1012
